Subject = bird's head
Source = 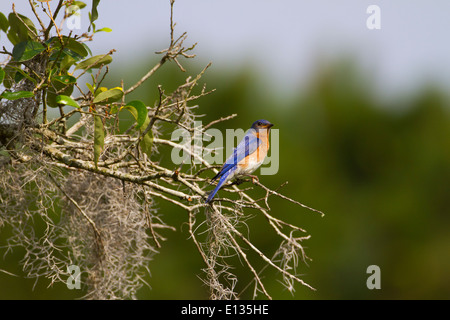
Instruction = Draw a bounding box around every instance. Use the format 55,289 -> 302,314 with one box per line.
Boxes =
251,119 -> 274,131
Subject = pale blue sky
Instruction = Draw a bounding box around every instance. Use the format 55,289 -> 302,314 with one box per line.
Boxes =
2,1 -> 450,97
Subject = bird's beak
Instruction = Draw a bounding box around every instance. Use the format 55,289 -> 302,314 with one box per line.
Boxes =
267,123 -> 274,128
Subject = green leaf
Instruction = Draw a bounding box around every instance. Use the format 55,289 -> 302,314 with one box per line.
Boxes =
86,82 -> 95,94
116,99 -> 152,157
74,54 -> 112,71
12,66 -> 37,85
93,87 -> 123,104
0,12 -> 8,32
14,70 -> 24,83
67,1 -> 87,10
1,90 -> 34,100
8,12 -> 36,42
6,29 -> 20,45
139,123 -> 153,158
60,54 -> 77,71
47,75 -> 76,108
121,100 -> 148,129
82,42 -> 92,56
63,37 -> 89,57
90,0 -> 101,28
93,114 -> 105,168
95,27 -> 112,33
47,36 -> 89,60
53,74 -> 77,85
2,62 -> 19,88
56,95 -> 80,108
12,40 -> 45,62
94,86 -> 107,97
0,68 -> 5,85
129,105 -> 154,159
47,41 -> 89,73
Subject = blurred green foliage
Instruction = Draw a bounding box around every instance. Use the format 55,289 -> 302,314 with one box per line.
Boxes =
2,55 -> 450,299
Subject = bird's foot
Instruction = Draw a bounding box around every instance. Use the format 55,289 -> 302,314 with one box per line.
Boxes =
230,178 -> 245,186
243,174 -> 259,184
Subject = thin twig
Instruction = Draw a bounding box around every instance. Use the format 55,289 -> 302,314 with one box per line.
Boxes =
43,0 -> 64,39
29,0 -> 46,31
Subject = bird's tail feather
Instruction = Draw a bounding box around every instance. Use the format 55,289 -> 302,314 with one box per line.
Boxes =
205,171 -> 230,203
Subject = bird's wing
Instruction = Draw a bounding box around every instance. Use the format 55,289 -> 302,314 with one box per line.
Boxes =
211,130 -> 261,181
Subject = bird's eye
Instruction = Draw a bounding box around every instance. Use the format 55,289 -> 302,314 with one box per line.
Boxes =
257,122 -> 262,126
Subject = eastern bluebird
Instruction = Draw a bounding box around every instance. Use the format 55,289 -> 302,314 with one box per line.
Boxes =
205,119 -> 274,203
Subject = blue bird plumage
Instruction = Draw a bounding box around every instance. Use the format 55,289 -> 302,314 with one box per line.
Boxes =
206,120 -> 273,203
